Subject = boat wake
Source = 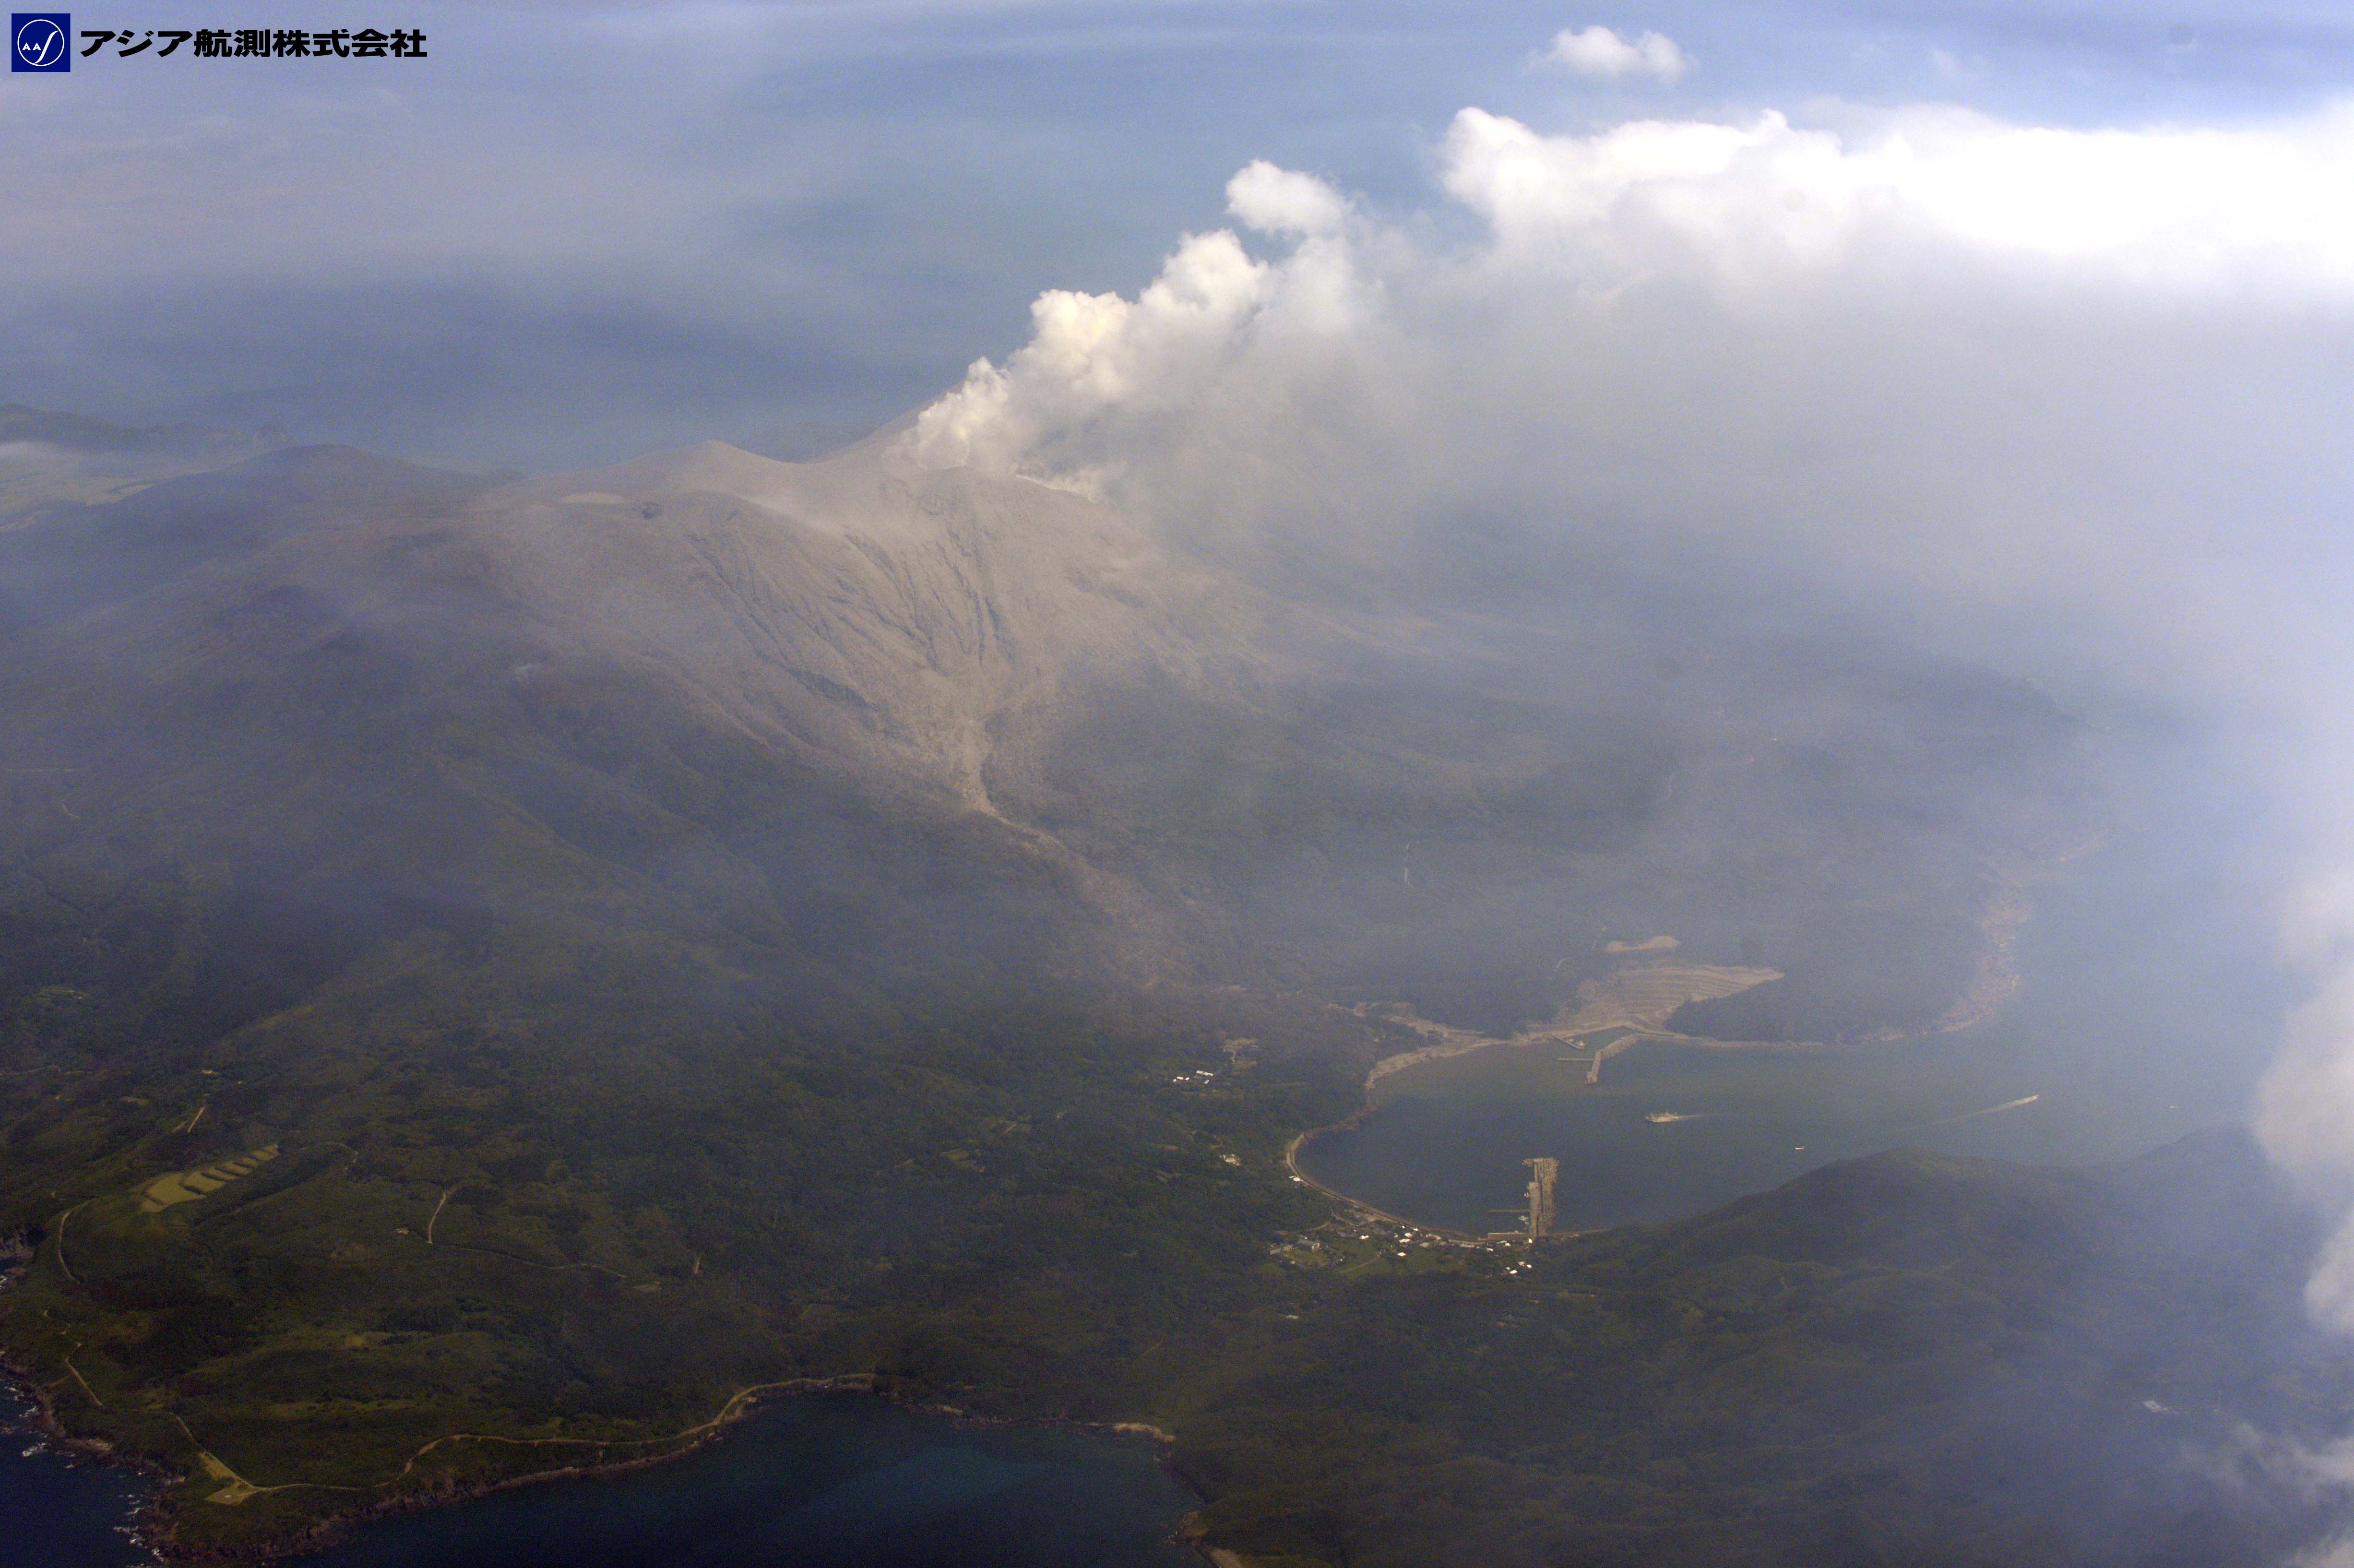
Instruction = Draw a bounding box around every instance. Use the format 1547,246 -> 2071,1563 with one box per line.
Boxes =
1926,1093 -> 2041,1128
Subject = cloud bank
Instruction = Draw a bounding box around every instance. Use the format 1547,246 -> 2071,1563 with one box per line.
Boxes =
906,88 -> 2354,1321
910,96 -> 2354,622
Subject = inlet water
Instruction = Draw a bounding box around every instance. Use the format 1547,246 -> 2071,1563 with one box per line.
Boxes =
0,1392 -> 1198,1568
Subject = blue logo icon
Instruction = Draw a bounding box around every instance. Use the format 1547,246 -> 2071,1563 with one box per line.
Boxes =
12,13 -> 70,71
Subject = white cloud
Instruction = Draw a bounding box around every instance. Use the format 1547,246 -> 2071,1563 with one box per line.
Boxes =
1226,160 -> 1348,238
911,99 -> 2354,522
899,98 -> 2354,702
1537,25 -> 1689,83
1439,102 -> 2354,295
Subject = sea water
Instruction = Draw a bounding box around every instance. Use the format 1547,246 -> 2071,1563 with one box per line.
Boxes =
0,1392 -> 1198,1568
0,1383 -> 151,1567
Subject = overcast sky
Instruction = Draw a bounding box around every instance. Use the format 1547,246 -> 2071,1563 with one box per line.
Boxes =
4,0 -> 2352,469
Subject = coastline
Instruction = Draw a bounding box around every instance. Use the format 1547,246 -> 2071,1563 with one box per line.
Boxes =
7,1237 -> 1217,1567
1282,1118 -> 1474,1238
1353,837 -> 2110,1102
1292,852 -> 2106,1235
221,1390 -> 1203,1568
1356,957 -> 1787,1101
0,1308 -> 881,1567
1,1242 -> 180,1561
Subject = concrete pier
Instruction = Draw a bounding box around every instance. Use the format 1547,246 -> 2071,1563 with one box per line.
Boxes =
1524,1157 -> 1558,1238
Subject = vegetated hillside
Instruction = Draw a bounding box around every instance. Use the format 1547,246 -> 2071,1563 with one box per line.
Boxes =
0,978 -> 1386,1557
0,408 -> 2139,1557
1173,1129 -> 2351,1568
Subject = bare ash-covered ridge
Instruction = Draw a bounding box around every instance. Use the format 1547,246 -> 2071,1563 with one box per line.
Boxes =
427,432 -> 1336,979
475,437 -> 1279,819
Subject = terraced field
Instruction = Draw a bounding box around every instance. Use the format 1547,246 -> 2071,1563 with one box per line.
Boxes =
137,1145 -> 280,1213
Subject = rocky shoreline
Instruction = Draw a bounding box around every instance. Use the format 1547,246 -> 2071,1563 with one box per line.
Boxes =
2,1243 -> 178,1561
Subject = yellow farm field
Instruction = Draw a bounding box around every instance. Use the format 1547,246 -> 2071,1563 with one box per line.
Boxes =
139,1144 -> 282,1213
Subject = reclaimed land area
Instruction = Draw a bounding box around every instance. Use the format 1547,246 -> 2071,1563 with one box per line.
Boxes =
1360,958 -> 1787,1096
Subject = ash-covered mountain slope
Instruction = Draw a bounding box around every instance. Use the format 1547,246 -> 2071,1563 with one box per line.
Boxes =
485,430 -> 2095,1028
0,408 -> 2095,1049
485,437 -> 1277,816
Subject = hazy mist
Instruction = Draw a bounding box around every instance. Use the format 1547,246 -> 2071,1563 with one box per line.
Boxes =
12,5 -> 2354,1561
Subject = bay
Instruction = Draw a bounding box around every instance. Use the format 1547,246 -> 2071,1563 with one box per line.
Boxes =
1297,783 -> 2290,1236
0,1392 -> 1199,1568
